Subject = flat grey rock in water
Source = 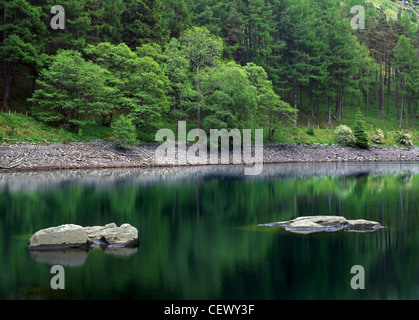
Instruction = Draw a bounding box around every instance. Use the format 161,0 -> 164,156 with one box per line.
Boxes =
28,223 -> 139,250
84,223 -> 139,247
28,224 -> 92,249
259,216 -> 384,234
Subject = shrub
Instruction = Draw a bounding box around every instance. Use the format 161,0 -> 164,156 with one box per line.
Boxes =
335,125 -> 356,146
371,129 -> 385,145
306,127 -> 314,136
353,110 -> 369,149
111,115 -> 138,148
396,131 -> 413,146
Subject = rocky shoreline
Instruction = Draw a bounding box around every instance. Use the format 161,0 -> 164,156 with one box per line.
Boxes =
0,140 -> 418,172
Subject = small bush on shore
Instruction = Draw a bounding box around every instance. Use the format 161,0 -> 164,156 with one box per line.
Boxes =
397,131 -> 413,146
335,125 -> 356,146
306,127 -> 314,136
371,129 -> 385,145
111,116 -> 138,148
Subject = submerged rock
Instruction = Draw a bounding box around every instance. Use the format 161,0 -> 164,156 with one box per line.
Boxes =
259,215 -> 384,234
28,223 -> 139,250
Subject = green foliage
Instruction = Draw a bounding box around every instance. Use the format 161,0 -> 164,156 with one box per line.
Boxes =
122,0 -> 167,48
2,114 -> 19,135
1,0 -> 47,110
306,127 -> 315,136
111,115 -> 138,148
180,26 -> 224,128
393,35 -> 418,129
244,62 -> 296,140
101,0 -> 126,44
29,50 -> 115,132
84,42 -> 171,131
163,38 -> 193,121
352,110 -> 369,149
203,61 -> 255,132
371,129 -> 385,145
162,0 -> 192,38
0,112 -> 76,143
335,125 -> 356,146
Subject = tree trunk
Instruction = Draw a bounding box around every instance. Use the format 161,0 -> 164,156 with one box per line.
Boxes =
316,97 -> 319,113
268,113 -> 273,141
406,96 -> 409,130
294,78 -> 297,126
375,70 -> 379,118
3,4 -> 6,79
335,89 -> 339,114
3,61 -> 10,110
366,70 -> 369,118
32,75 -> 37,93
380,59 -> 384,120
399,79 -> 404,130
412,102 -> 417,130
309,88 -> 314,118
328,96 -> 332,126
11,62 -> 15,87
338,90 -> 343,121
387,62 -> 391,115
300,85 -> 303,107
395,69 -> 399,119
196,66 -> 201,129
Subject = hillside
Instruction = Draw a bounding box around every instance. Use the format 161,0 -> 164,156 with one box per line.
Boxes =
1,0 -> 418,148
367,0 -> 419,20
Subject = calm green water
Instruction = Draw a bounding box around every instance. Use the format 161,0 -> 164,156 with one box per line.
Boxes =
0,162 -> 418,300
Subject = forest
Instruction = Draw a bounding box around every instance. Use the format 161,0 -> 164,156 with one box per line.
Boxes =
1,0 -> 419,145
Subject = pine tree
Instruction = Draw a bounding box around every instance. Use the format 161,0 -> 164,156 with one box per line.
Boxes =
1,0 -> 46,110
162,0 -> 191,39
122,0 -> 167,49
394,35 -> 416,129
352,109 -> 369,149
101,0 -> 125,44
223,1 -> 245,60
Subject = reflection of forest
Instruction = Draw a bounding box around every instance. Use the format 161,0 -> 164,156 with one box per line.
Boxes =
0,165 -> 417,299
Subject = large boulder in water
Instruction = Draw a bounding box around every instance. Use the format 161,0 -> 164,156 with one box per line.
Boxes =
28,223 -> 139,250
28,224 -> 92,250
259,215 -> 383,233
84,223 -> 139,247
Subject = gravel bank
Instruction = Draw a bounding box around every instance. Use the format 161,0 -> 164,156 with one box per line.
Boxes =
0,141 -> 418,172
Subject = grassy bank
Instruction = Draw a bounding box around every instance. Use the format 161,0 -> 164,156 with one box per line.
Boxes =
1,111 -> 417,147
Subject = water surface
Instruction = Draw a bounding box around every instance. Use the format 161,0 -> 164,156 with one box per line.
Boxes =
0,162 -> 417,300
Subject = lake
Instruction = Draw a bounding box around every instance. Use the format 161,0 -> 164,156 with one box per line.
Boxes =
0,162 -> 418,300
